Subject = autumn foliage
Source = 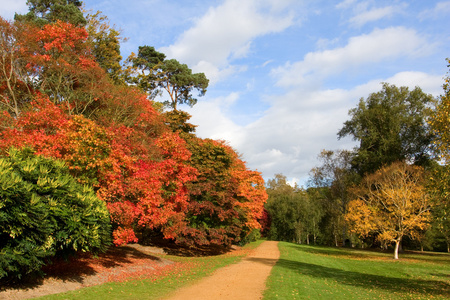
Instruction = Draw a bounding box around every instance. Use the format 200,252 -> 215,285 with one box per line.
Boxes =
345,162 -> 432,259
0,15 -> 267,257
177,137 -> 267,247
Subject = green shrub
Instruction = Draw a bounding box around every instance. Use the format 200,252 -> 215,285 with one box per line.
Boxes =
0,148 -> 111,279
238,229 -> 261,246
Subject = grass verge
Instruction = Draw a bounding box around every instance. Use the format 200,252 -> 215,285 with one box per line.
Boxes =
263,242 -> 450,300
37,240 -> 264,300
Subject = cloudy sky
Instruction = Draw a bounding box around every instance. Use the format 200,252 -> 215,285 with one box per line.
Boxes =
1,0 -> 449,186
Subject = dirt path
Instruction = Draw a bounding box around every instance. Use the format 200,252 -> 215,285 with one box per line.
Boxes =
164,241 -> 280,300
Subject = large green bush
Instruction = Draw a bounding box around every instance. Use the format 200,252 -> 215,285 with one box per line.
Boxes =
0,148 -> 111,279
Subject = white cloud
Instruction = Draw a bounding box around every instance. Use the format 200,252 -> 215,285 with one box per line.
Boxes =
364,71 -> 445,97
186,93 -> 245,145
336,0 -> 358,10
419,1 -> 450,20
239,72 -> 443,185
160,0 -> 295,84
315,38 -> 339,50
261,60 -> 274,68
272,27 -> 430,88
349,4 -> 407,27
188,69 -> 444,186
0,0 -> 28,20
336,1 -> 408,27
193,61 -> 246,85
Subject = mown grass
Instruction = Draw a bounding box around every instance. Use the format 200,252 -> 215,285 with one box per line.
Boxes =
36,240 -> 264,300
264,242 -> 450,300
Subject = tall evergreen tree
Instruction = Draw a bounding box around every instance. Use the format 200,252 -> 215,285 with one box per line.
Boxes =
127,46 -> 209,110
15,0 -> 86,27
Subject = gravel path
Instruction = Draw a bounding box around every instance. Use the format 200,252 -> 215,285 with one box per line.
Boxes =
164,241 -> 280,300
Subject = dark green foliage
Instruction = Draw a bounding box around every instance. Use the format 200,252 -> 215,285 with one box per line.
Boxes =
427,164 -> 450,252
338,83 -> 434,175
85,11 -> 125,84
163,110 -> 197,135
265,174 -> 320,243
238,229 -> 261,246
128,46 -> 209,110
308,150 -> 359,246
15,0 -> 86,26
0,148 -> 111,279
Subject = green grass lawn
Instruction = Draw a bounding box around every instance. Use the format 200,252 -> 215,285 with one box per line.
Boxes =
263,242 -> 450,300
36,240 -> 264,300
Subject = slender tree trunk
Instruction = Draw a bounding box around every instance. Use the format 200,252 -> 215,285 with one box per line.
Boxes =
342,224 -> 347,247
394,239 -> 401,260
306,234 -> 310,245
296,228 -> 302,244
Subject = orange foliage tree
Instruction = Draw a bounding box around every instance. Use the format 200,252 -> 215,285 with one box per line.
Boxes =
346,162 -> 432,259
176,137 -> 267,247
0,17 -> 108,116
0,16 -> 268,249
0,94 -> 199,246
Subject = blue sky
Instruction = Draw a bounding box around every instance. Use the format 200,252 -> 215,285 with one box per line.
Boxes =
1,0 -> 449,186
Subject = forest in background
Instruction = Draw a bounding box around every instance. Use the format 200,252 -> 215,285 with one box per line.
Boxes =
266,77 -> 450,260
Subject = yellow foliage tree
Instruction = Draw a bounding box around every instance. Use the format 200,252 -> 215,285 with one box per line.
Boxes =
428,58 -> 450,252
346,162 -> 432,259
429,58 -> 450,163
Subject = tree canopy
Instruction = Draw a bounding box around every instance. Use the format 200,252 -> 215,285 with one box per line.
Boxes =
15,0 -> 86,27
309,149 -> 358,245
427,58 -> 450,252
338,83 -> 435,176
346,162 -> 432,259
265,174 -> 323,244
127,46 -> 209,110
85,11 -> 124,84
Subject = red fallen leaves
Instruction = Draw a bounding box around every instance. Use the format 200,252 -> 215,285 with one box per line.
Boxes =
40,246 -> 179,285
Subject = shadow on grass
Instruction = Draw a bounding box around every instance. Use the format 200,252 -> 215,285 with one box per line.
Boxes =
291,244 -> 450,264
294,245 -> 391,259
275,248 -> 450,298
401,250 -> 450,264
0,245 -> 163,290
246,257 -> 279,266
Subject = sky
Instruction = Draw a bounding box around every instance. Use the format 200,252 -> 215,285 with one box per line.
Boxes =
1,0 -> 449,187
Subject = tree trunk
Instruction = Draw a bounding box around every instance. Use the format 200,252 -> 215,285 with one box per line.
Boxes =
342,224 -> 347,247
306,234 -> 310,245
394,239 -> 401,260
